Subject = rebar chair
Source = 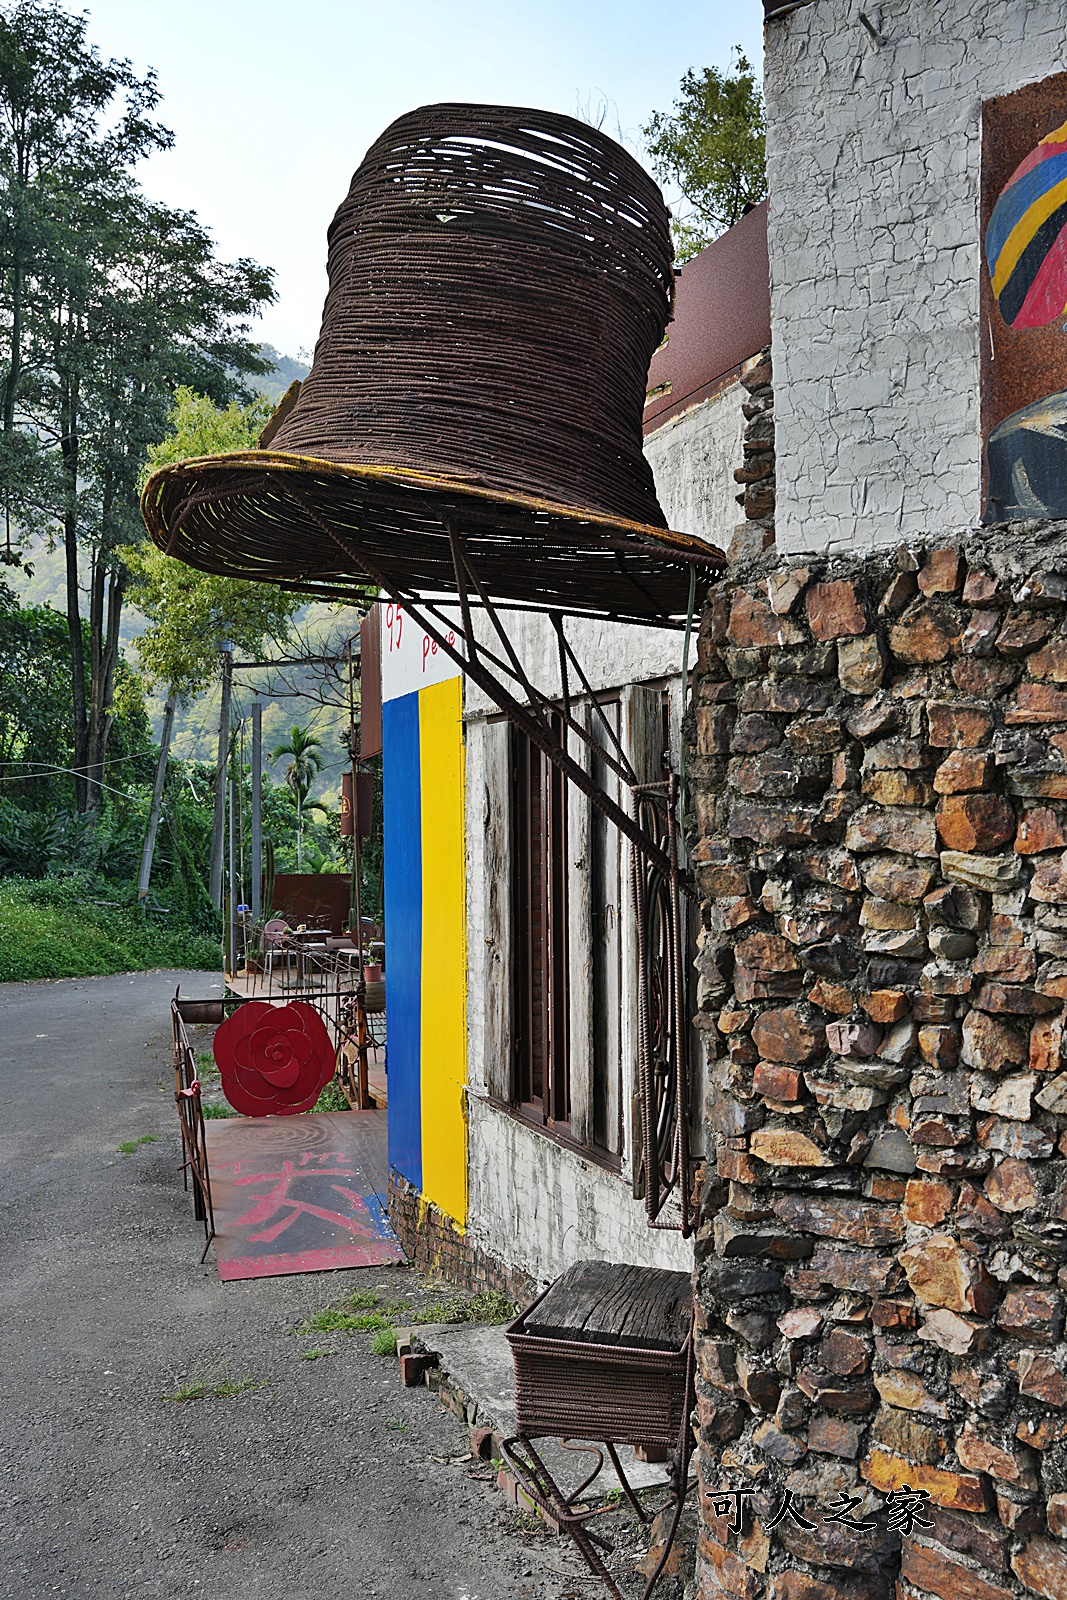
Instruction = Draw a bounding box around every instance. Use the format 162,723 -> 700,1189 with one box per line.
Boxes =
502,1262 -> 696,1600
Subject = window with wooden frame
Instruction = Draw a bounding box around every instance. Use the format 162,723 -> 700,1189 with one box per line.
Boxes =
588,702 -> 624,1159
511,719 -> 570,1129
484,682 -> 696,1224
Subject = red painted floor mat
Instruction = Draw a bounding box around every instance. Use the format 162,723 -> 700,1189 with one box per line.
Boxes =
204,1109 -> 403,1281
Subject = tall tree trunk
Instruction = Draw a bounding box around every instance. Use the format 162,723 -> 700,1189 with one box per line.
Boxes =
64,510 -> 89,812
209,648 -> 232,907
85,562 -> 125,813
58,340 -> 90,812
137,693 -> 175,904
3,260 -> 23,432
85,547 -> 105,816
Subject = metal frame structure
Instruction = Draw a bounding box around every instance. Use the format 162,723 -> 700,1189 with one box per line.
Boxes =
170,993 -> 221,1261
274,484 -> 701,1234
631,775 -> 691,1237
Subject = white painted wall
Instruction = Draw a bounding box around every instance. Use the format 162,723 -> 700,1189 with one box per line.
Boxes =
466,1095 -> 693,1289
464,677 -> 694,1284
462,611 -> 683,717
380,600 -> 461,702
764,0 -> 1067,557
458,382 -> 742,1285
644,381 -> 746,550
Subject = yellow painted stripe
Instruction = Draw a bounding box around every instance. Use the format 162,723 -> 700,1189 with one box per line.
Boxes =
992,172 -> 1067,295
1041,119 -> 1067,149
418,675 -> 468,1227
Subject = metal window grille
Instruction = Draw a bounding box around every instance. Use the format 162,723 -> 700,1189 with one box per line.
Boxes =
512,719 -> 570,1127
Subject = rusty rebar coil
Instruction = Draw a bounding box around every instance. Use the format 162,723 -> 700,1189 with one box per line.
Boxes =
141,103 -> 725,624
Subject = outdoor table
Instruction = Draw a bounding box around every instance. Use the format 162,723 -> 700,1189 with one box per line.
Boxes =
280,929 -> 330,988
502,1261 -> 695,1600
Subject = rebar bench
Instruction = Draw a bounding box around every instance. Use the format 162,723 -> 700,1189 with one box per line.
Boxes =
502,1261 -> 695,1600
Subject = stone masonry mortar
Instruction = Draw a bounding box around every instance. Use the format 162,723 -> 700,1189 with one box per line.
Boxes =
684,527 -> 1067,1600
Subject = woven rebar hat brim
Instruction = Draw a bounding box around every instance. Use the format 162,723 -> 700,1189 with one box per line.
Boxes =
141,102 -> 726,624
141,451 -> 725,625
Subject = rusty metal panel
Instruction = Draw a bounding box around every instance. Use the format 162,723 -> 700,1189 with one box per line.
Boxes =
982,72 -> 1067,521
340,769 -> 354,836
359,605 -> 382,758
270,872 -> 352,931
204,1109 -> 402,1280
354,772 -> 373,838
643,201 -> 770,436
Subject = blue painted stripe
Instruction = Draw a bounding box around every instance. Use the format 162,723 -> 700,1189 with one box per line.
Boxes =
382,691 -> 422,1190
986,149 -> 1067,269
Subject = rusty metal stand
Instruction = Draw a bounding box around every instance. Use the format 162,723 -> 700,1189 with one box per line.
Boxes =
500,1339 -> 696,1600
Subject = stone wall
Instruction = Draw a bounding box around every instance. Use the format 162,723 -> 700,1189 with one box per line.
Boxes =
687,530 -> 1067,1600
763,0 -> 1067,558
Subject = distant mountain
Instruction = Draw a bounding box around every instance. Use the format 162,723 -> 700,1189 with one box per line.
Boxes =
257,344 -> 310,402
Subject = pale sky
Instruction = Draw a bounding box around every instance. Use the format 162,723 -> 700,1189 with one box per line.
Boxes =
75,0 -> 765,357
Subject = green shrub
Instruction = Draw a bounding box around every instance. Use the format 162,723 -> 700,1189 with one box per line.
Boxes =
0,877 -> 220,982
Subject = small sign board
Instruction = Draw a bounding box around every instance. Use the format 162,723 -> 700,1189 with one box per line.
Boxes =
380,600 -> 463,704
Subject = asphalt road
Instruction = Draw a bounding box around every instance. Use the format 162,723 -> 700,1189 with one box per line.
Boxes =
0,970 -> 588,1600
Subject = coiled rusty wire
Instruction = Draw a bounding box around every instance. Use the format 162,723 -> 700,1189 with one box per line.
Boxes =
141,102 -> 725,625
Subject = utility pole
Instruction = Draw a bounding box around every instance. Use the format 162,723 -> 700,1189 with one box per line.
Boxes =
228,765 -> 238,974
209,643 -> 233,907
251,701 -> 262,922
137,693 -> 176,908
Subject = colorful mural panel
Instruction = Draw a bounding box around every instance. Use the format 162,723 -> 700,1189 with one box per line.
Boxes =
983,72 -> 1067,521
380,604 -> 468,1227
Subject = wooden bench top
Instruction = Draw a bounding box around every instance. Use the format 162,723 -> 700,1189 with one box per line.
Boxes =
524,1260 -> 692,1352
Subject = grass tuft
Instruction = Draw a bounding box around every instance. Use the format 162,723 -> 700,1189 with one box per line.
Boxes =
297,1293 -> 412,1338
343,1288 -> 385,1310
296,1308 -> 366,1335
160,1370 -> 260,1402
411,1289 -> 516,1327
369,1327 -> 397,1357
118,1134 -> 159,1155
195,1050 -> 219,1082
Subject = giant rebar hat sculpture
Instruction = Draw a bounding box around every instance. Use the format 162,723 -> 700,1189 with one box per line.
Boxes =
141,103 -> 725,626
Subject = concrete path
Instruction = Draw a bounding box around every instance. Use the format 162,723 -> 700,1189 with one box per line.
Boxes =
0,970 -> 587,1600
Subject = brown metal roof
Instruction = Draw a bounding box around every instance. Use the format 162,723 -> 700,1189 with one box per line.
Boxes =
643,199 -> 770,436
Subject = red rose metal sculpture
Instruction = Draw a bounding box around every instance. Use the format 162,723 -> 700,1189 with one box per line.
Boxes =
213,1001 -> 336,1116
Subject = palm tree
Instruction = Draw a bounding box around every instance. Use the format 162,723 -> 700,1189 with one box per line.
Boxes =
270,724 -> 324,871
